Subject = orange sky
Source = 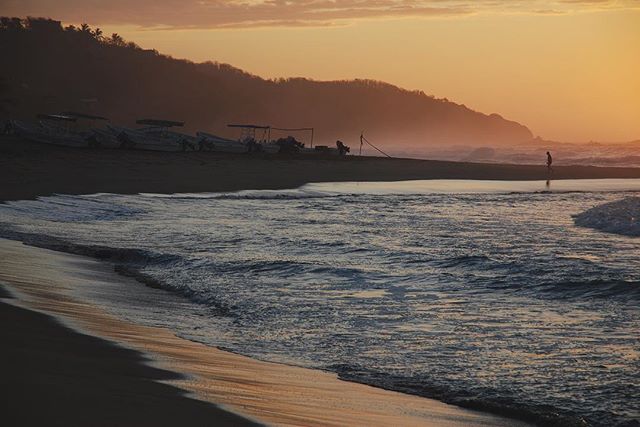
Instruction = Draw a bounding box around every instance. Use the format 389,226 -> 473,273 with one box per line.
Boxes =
4,1 -> 640,142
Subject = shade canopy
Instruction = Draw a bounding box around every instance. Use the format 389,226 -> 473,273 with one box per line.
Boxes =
37,114 -> 77,122
63,112 -> 109,121
136,119 -> 184,127
228,124 -> 270,129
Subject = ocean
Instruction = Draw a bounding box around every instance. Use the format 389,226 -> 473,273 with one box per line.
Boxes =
1,179 -> 638,426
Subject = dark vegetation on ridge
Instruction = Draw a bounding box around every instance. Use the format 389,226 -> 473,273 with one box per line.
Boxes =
0,17 -> 532,147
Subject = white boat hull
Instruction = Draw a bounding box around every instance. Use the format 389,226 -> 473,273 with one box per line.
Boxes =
13,120 -> 89,148
107,125 -> 196,152
196,132 -> 249,153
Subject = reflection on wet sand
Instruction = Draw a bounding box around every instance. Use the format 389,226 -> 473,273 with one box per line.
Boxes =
0,238 -> 528,427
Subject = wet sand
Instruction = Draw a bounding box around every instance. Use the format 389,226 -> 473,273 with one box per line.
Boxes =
0,238 -> 531,426
2,135 -> 640,201
0,299 -> 258,427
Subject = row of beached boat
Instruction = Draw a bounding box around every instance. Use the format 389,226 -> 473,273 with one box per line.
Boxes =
8,113 -> 341,155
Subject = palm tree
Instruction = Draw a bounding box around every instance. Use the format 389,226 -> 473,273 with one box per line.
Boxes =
110,33 -> 125,47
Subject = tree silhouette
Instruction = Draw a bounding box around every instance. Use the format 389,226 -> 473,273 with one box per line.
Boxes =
109,33 -> 125,47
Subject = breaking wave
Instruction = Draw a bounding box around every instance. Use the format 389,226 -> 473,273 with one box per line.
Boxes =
140,188 -> 337,200
0,229 -> 181,265
574,197 -> 640,237
1,194 -> 144,222
331,365 -> 590,427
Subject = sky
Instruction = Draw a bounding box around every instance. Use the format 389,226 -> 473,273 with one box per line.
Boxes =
4,0 -> 640,142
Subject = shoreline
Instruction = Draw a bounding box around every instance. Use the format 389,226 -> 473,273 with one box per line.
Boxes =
0,298 -> 258,427
2,135 -> 640,202
3,136 -> 634,425
0,237 -> 531,426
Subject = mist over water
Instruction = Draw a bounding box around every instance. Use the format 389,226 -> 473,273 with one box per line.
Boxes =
391,142 -> 640,168
1,180 -> 639,426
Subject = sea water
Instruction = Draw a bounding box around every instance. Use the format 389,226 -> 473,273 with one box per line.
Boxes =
1,179 -> 639,426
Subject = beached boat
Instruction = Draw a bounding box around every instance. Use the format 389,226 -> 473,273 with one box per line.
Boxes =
107,119 -> 197,152
87,127 -> 121,148
61,112 -> 121,148
226,124 -> 287,154
12,115 -> 91,148
299,146 -> 340,155
196,131 -> 249,153
197,131 -> 281,154
107,125 -> 183,152
252,139 -> 281,154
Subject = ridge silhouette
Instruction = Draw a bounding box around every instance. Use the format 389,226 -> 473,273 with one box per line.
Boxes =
0,17 -> 533,147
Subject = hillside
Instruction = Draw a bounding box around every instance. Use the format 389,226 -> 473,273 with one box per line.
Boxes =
0,17 -> 533,148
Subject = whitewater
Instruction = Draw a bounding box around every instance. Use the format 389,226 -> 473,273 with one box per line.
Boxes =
1,179 -> 639,426
574,196 -> 640,237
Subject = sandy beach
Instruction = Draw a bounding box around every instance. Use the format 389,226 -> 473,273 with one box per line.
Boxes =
0,298 -> 258,427
2,135 -> 640,201
0,238 -> 532,426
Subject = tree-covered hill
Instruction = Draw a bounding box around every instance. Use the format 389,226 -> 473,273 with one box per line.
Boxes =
0,17 -> 533,147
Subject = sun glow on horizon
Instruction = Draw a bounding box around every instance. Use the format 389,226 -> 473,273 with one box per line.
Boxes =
96,10 -> 640,143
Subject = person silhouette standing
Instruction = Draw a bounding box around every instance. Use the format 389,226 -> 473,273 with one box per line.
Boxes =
546,151 -> 553,174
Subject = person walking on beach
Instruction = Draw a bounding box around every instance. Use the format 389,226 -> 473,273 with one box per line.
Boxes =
546,151 -> 553,173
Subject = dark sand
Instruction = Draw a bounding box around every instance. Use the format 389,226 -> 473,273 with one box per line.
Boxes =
0,291 -> 257,426
2,135 -> 640,201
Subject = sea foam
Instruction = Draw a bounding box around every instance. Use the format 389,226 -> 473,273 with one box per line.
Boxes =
574,197 -> 640,237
